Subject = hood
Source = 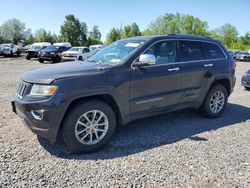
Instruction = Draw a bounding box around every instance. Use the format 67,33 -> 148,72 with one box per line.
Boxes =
43,49 -> 58,53
21,61 -> 109,84
2,47 -> 11,50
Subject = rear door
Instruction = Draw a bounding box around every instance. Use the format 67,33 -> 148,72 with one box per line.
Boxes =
177,40 -> 209,103
203,42 -> 228,76
130,40 -> 182,114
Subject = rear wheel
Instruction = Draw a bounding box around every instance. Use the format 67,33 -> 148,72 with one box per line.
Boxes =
16,50 -> 21,56
200,85 -> 228,118
62,100 -> 116,153
26,55 -> 31,60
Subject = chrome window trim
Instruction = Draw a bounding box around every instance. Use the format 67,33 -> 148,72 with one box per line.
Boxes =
131,38 -> 228,69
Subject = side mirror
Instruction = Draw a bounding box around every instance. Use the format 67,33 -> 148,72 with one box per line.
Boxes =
133,54 -> 156,67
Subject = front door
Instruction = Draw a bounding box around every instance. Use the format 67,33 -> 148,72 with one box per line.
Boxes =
130,40 -> 182,114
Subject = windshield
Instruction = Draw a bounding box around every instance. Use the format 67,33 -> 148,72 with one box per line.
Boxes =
88,40 -> 145,64
45,45 -> 59,51
68,47 -> 82,52
31,45 -> 42,50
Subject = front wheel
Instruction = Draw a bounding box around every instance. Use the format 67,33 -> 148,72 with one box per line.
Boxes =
39,59 -> 44,63
53,55 -> 60,63
200,85 -> 228,118
78,56 -> 83,61
62,100 -> 116,153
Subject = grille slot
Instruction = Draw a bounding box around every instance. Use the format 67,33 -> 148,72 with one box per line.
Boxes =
16,81 -> 29,99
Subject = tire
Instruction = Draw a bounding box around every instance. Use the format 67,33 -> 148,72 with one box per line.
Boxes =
16,50 -> 20,56
200,85 -> 228,118
245,87 -> 250,90
62,100 -> 116,153
26,56 -> 31,60
78,56 -> 83,61
39,59 -> 44,63
53,55 -> 60,63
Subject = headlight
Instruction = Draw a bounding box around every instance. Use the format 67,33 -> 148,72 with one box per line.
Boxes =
30,84 -> 58,96
50,52 -> 55,55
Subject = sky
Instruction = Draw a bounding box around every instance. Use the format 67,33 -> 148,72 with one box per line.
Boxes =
0,0 -> 249,41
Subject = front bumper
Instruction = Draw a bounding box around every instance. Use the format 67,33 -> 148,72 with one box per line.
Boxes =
27,52 -> 38,58
39,54 -> 57,61
11,95 -> 66,142
62,56 -> 77,61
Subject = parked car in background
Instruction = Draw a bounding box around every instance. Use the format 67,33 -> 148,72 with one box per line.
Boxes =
236,51 -> 250,61
12,34 -> 236,153
241,69 -> 250,89
76,46 -> 104,61
19,44 -> 33,53
38,43 -> 71,63
0,44 -> 20,57
76,47 -> 96,61
61,47 -> 88,61
26,42 -> 51,60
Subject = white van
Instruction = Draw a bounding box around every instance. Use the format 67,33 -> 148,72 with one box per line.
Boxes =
53,43 -> 71,48
32,42 -> 51,47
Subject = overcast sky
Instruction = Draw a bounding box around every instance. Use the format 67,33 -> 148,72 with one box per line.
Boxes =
0,0 -> 249,41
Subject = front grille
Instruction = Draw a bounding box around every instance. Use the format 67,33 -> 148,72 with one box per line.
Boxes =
16,80 -> 30,99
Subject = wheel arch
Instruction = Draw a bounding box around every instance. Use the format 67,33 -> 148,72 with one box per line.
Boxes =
57,93 -> 124,136
211,77 -> 231,95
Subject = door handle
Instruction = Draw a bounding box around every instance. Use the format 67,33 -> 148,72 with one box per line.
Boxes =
204,64 -> 213,67
168,67 -> 180,72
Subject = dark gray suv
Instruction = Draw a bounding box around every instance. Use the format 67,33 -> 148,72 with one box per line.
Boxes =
12,34 -> 236,153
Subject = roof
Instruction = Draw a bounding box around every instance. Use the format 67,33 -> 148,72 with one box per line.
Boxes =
125,34 -> 215,42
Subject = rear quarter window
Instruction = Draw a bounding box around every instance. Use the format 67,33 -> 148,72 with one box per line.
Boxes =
204,42 -> 226,59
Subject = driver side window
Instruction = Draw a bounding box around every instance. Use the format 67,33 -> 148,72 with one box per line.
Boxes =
144,40 -> 176,65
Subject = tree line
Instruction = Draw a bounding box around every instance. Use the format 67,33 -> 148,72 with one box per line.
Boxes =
0,13 -> 249,50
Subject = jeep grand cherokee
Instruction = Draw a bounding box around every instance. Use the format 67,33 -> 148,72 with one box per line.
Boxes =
12,34 -> 236,153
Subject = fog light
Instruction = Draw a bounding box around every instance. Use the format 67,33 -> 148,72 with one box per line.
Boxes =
31,110 -> 44,120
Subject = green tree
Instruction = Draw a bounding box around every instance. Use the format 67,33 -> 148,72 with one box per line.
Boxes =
89,25 -> 101,40
0,18 -> 30,44
27,34 -> 35,44
60,14 -> 88,46
218,23 -> 238,49
105,27 -> 122,45
123,22 -> 141,38
147,13 -> 207,36
239,32 -> 250,47
34,29 -> 58,44
86,36 -> 103,46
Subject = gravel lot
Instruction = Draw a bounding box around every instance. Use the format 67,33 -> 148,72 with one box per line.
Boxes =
0,55 -> 249,187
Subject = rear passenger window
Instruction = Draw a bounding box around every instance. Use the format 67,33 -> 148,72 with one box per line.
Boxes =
178,41 -> 204,62
205,42 -> 226,59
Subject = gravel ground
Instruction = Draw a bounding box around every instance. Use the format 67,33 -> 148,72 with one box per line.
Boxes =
0,55 -> 250,187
